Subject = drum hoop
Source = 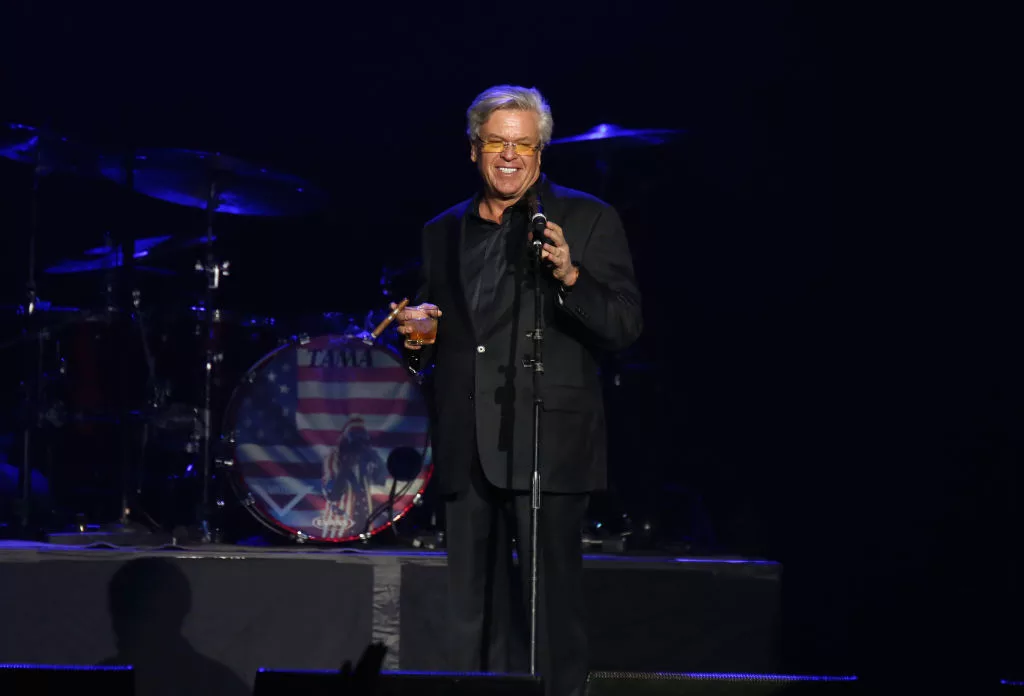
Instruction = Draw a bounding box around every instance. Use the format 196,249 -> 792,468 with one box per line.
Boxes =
220,333 -> 433,543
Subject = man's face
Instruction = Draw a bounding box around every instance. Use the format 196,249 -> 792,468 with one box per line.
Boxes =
471,109 -> 542,202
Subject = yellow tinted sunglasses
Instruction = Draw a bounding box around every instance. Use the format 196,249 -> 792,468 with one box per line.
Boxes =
476,139 -> 541,156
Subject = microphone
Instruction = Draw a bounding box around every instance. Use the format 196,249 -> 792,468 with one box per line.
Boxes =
528,188 -> 547,245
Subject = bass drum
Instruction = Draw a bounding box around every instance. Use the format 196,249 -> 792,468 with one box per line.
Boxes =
221,334 -> 432,542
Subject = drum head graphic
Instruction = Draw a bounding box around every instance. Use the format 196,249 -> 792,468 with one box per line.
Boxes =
225,335 -> 432,541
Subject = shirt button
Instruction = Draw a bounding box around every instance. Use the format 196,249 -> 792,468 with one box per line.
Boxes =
477,345 -> 486,354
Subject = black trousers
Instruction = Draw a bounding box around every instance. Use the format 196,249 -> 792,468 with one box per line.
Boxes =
444,458 -> 589,696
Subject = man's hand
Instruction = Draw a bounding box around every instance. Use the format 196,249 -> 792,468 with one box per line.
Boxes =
531,221 -> 578,286
391,302 -> 442,350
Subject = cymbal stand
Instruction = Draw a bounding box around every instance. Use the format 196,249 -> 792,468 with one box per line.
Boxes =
111,146 -> 164,536
13,144 -> 45,535
194,178 -> 228,542
114,151 -> 141,529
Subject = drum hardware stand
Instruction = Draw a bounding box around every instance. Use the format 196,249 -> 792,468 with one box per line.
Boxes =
408,503 -> 445,550
358,464 -> 423,544
114,172 -> 139,532
100,152 -> 153,537
193,178 -> 229,543
133,288 -> 163,524
11,143 -> 46,538
122,287 -> 170,538
521,203 -> 547,677
357,453 -> 440,549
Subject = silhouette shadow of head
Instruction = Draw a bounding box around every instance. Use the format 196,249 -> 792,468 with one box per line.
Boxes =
108,557 -> 191,650
99,557 -> 250,696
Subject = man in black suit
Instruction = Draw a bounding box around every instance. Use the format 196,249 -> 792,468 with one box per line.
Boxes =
394,85 -> 642,696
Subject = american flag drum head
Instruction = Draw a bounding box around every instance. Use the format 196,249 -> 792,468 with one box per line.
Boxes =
224,335 -> 432,542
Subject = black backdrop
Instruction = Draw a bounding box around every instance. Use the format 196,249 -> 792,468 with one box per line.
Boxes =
1,1 -> 1019,689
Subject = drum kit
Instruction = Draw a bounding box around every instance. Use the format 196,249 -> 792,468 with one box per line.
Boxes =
0,122 -> 433,545
0,119 -> 683,548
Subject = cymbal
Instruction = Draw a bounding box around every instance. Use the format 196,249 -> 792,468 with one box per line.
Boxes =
98,148 -> 326,216
0,122 -> 96,176
549,123 -> 684,148
43,234 -> 210,276
1,300 -> 83,317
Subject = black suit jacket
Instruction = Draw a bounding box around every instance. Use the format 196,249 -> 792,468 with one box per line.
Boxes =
414,175 -> 642,495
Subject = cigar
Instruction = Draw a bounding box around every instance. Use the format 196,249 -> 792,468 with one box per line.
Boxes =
368,297 -> 409,341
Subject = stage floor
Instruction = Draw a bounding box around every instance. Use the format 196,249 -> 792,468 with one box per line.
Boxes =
0,540 -> 782,695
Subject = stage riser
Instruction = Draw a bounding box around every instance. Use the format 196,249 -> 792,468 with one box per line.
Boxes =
254,672 -> 858,695
0,551 -> 781,696
0,556 -> 375,694
255,672 -> 543,695
400,563 -> 781,672
0,668 -> 863,696
0,666 -> 135,694
586,679 -> 858,695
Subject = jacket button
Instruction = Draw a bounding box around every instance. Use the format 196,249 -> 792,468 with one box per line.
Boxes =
477,345 -> 486,354
468,392 -> 474,400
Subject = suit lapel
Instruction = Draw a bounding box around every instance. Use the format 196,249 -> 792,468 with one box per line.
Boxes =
445,198 -> 478,342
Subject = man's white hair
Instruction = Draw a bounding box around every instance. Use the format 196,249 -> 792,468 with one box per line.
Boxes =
466,85 -> 554,147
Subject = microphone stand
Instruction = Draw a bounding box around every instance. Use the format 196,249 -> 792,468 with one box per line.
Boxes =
523,211 -> 546,677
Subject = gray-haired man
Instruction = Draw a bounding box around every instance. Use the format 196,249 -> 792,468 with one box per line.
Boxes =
395,84 -> 642,696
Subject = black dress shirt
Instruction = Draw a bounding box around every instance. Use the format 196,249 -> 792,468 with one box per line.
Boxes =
461,196 -> 528,334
